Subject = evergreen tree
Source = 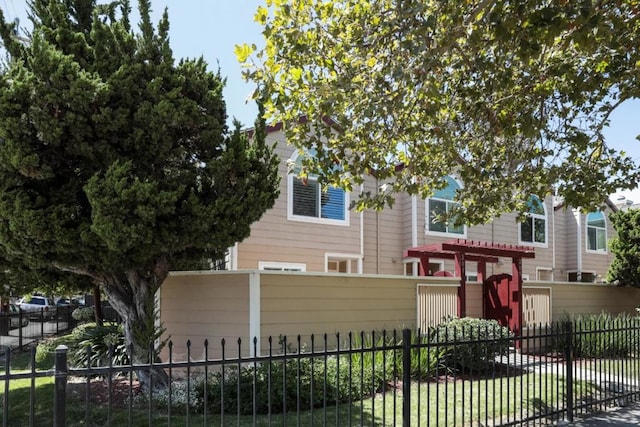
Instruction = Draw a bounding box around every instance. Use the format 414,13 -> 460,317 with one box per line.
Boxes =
608,209 -> 640,287
0,0 -> 279,388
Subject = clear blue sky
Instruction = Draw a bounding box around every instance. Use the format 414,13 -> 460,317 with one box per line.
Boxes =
2,0 -> 639,198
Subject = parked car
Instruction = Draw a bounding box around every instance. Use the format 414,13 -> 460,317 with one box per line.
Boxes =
55,297 -> 82,307
6,304 -> 29,328
18,296 -> 55,320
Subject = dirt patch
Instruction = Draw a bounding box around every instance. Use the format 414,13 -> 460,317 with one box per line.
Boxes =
67,377 -> 142,408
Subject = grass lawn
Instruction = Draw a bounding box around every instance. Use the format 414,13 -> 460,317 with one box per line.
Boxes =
1,368 -> 590,427
579,358 -> 640,379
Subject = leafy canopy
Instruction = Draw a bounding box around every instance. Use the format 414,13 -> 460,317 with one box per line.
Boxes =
240,0 -> 640,224
608,209 -> 640,287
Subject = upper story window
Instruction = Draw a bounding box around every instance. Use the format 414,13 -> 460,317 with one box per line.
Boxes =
288,150 -> 348,225
520,196 -> 547,245
426,175 -> 465,236
586,211 -> 607,252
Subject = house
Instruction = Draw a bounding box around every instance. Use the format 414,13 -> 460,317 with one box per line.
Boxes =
226,127 -> 617,283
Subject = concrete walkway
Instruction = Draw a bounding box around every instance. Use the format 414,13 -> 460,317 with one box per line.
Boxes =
569,401 -> 640,426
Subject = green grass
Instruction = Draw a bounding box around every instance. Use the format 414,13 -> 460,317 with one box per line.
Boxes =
579,357 -> 640,378
0,372 -> 591,427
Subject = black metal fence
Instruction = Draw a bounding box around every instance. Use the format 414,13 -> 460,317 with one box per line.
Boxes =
0,306 -> 78,352
2,318 -> 640,426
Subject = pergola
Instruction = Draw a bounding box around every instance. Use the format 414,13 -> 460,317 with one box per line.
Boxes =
404,240 -> 536,330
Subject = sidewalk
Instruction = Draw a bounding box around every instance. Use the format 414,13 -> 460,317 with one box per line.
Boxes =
568,401 -> 640,426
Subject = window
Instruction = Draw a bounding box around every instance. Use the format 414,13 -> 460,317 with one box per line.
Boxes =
325,253 -> 362,273
520,196 -> 547,245
568,271 -> 596,283
426,176 -> 465,236
536,268 -> 553,281
258,262 -> 306,272
404,260 -> 443,276
586,211 -> 607,252
288,151 -> 348,225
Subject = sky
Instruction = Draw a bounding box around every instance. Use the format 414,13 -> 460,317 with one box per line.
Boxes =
1,0 -> 639,201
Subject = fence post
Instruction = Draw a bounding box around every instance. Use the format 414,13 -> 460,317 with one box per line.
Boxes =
3,346 -> 10,427
18,311 -> 23,351
564,321 -> 574,423
54,345 -> 68,427
402,328 -> 411,427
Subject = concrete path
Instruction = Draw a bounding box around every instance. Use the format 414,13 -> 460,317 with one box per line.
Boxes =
569,401 -> 640,426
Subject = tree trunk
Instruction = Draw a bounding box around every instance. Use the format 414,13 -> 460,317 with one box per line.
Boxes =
100,257 -> 170,391
93,285 -> 103,326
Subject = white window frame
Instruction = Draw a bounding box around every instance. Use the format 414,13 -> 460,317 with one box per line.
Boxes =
324,253 -> 363,274
585,211 -> 607,254
425,176 -> 467,238
536,267 -> 554,282
258,261 -> 306,272
403,259 -> 444,276
287,152 -> 349,226
518,197 -> 548,248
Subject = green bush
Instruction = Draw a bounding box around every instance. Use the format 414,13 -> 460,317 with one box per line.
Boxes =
430,317 -> 513,373
568,313 -> 640,358
409,340 -> 448,380
69,322 -> 130,368
72,306 -> 95,322
195,332 -> 399,415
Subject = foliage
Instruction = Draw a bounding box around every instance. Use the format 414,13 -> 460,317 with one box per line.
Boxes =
239,0 -> 640,224
67,322 -> 130,368
607,209 -> 640,286
35,335 -> 76,367
430,317 -> 513,373
72,306 -> 96,322
0,0 -> 279,377
559,313 -> 640,359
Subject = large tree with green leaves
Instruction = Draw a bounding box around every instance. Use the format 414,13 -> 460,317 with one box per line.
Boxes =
239,0 -> 640,224
0,0 -> 279,387
608,209 -> 640,287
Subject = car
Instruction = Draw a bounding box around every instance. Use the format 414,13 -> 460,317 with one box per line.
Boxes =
18,296 -> 55,320
5,303 -> 29,328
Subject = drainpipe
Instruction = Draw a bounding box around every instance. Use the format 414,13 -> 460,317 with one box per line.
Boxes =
552,205 -> 556,281
359,184 -> 364,274
411,195 -> 418,275
376,180 -> 381,274
576,210 -> 582,282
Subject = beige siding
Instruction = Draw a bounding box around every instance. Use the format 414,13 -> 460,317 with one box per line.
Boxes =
465,283 -> 483,318
526,281 -> 640,320
259,273 -> 429,350
160,272 -> 250,360
160,272 -> 640,360
237,132 -> 361,272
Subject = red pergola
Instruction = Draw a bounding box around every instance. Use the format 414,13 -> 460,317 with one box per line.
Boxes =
404,239 -> 536,331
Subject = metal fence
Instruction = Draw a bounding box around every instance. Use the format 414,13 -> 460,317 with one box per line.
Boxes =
2,318 -> 640,426
0,306 -> 79,352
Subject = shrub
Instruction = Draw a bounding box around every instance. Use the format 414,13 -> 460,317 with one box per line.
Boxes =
430,317 -> 513,373
409,340 -> 448,380
69,322 -> 130,368
72,306 -> 95,322
195,332 -> 398,415
567,312 -> 640,358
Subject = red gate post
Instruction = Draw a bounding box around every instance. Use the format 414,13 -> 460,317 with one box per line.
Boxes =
511,257 -> 523,334
455,252 -> 466,317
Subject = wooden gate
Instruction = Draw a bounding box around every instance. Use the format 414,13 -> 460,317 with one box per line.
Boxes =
483,273 -> 521,333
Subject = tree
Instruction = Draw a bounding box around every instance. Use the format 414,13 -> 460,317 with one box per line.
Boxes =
608,209 -> 640,287
239,0 -> 640,224
0,0 -> 280,388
